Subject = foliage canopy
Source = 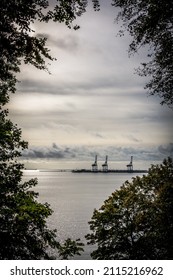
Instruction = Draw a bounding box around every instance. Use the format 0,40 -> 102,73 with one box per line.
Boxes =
0,89 -> 84,261
1,0 -> 172,106
0,0 -> 97,259
86,158 -> 173,259
112,0 -> 173,107
0,0 -> 100,104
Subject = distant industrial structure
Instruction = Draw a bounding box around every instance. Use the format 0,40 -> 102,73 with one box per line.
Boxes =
92,155 -> 98,172
92,155 -> 133,172
91,155 -> 109,172
126,156 -> 133,171
72,155 -> 147,173
102,155 -> 108,172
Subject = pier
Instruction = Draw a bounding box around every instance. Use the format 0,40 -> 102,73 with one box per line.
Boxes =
72,169 -> 147,173
72,155 -> 148,174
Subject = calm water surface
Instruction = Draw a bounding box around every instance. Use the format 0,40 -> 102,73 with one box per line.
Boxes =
23,170 -> 144,259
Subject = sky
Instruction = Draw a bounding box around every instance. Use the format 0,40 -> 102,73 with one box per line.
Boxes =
8,0 -> 173,169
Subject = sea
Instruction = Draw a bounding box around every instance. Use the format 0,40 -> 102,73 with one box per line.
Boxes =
22,161 -> 150,259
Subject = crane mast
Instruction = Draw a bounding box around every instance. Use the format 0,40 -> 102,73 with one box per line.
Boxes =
92,155 -> 98,172
126,156 -> 133,171
102,155 -> 108,172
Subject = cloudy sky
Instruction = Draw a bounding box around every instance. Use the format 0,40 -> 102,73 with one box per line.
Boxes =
8,0 -> 173,169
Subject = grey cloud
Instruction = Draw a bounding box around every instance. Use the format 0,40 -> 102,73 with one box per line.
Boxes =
37,32 -> 79,52
91,132 -> 105,138
21,143 -> 169,162
22,143 -> 76,159
122,134 -> 141,143
158,143 -> 173,156
54,37 -> 79,51
17,75 -> 145,97
17,79 -> 67,95
101,146 -> 166,161
12,1 -> 172,161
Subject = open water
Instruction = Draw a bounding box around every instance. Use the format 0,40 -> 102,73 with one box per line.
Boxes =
23,169 -> 146,259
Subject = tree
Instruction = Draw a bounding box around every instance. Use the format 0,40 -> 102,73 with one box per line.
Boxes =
0,0 -> 100,102
111,0 -> 173,107
86,158 -> 173,259
0,107 -> 85,259
0,0 -> 103,259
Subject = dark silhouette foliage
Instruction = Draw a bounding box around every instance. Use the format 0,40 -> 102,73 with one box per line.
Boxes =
0,0 -> 101,259
112,0 -> 173,107
0,98 -> 85,260
0,0 -> 100,104
86,158 -> 173,259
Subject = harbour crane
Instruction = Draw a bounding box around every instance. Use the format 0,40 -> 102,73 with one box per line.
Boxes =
127,156 -> 133,171
102,155 -> 108,172
92,155 -> 98,172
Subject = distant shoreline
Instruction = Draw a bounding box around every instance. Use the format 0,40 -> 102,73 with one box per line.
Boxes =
72,169 -> 148,174
23,169 -> 148,173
